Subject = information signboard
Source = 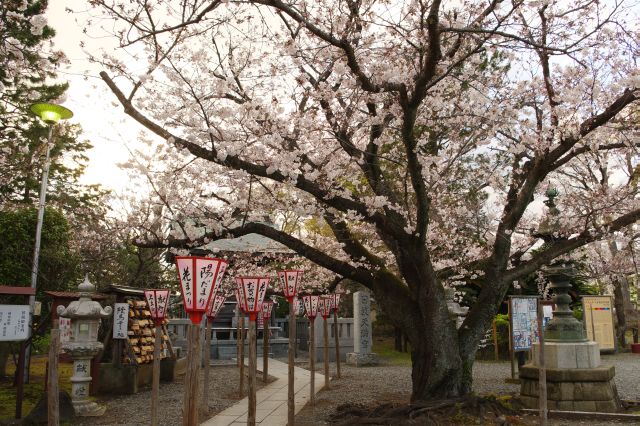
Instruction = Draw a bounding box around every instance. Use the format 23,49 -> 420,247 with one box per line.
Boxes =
509,296 -> 539,351
113,303 -> 129,339
582,295 -> 615,351
0,305 -> 30,341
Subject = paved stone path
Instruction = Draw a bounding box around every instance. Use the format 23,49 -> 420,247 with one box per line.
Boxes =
202,358 -> 325,426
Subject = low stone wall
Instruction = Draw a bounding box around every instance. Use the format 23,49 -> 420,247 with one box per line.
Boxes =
97,357 -> 181,395
519,364 -> 620,412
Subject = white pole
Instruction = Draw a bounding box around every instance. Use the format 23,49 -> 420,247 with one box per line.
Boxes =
25,125 -> 54,382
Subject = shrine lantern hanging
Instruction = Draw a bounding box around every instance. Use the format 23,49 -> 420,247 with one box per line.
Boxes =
236,276 -> 269,321
330,292 -> 344,314
144,289 -> 171,326
206,294 -> 227,321
302,295 -> 320,320
261,300 -> 275,320
278,270 -> 303,302
318,296 -> 332,320
293,297 -> 305,317
175,256 -> 228,324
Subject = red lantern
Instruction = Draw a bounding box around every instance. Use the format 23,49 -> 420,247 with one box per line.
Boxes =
302,295 -> 320,320
318,296 -> 332,319
236,276 -> 269,321
233,284 -> 246,312
144,289 -> 171,326
175,256 -> 228,324
293,297 -> 305,316
278,270 -> 303,302
330,292 -> 344,313
207,294 -> 226,320
261,300 -> 274,320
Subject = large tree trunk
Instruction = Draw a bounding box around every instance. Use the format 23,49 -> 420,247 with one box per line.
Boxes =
612,274 -> 632,349
409,328 -> 467,401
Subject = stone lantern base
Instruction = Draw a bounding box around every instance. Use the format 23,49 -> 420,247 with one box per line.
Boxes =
519,341 -> 620,412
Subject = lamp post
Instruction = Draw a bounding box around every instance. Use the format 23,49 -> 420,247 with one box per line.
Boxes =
144,289 -> 171,426
236,277 -> 269,426
261,300 -> 274,383
302,295 -> 319,405
330,292 -> 344,378
318,297 -> 332,389
278,270 -> 303,426
175,256 -> 228,426
25,102 -> 73,382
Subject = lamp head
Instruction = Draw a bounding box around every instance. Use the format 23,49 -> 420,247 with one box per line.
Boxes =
30,103 -> 73,124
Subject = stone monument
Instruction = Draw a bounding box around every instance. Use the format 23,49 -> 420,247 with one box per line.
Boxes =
346,290 -> 379,366
520,190 -> 620,412
57,276 -> 112,416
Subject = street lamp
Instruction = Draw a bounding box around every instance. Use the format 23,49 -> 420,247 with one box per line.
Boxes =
174,256 -> 228,426
277,270 -> 303,426
302,295 -> 320,405
144,289 -> 171,426
236,276 -> 269,426
330,292 -> 344,378
25,102 -> 73,383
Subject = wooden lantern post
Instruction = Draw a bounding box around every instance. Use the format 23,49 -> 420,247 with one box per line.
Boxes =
236,276 -> 269,426
302,295 -> 319,406
330,292 -> 344,378
175,256 -> 228,426
204,294 -> 226,411
278,270 -> 303,426
234,286 -> 246,397
318,297 -> 333,389
144,289 -> 172,426
47,319 -> 60,426
261,300 -> 274,383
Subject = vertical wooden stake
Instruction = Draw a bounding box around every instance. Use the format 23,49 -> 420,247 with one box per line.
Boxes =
287,300 -> 296,426
492,319 -> 499,361
239,315 -> 245,397
236,307 -> 241,368
151,323 -> 162,426
333,311 -> 341,379
537,302 -> 547,426
182,323 -> 201,426
508,301 -> 515,379
263,320 -> 269,383
48,319 -> 60,426
323,318 -> 329,389
248,319 -> 257,426
203,318 -> 212,414
309,318 -> 315,406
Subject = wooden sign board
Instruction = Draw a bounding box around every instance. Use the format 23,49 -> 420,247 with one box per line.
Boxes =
59,318 -> 72,344
113,303 -> 130,339
582,295 -> 616,351
509,296 -> 539,351
0,305 -> 30,341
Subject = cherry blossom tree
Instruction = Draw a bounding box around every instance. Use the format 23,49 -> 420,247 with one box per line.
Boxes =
89,0 -> 639,400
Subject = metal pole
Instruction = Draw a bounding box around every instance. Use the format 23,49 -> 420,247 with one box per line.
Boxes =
24,125 -> 54,384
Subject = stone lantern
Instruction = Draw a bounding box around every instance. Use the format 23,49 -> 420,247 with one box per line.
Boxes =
519,190 -> 620,412
57,276 -> 112,416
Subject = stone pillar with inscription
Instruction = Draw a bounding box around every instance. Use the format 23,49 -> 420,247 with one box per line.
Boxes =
346,291 -> 379,366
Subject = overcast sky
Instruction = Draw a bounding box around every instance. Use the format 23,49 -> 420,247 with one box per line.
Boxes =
46,1 -> 150,195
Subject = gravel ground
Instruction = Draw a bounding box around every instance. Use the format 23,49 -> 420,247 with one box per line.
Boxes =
73,365 -> 266,426
294,352 -> 640,425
